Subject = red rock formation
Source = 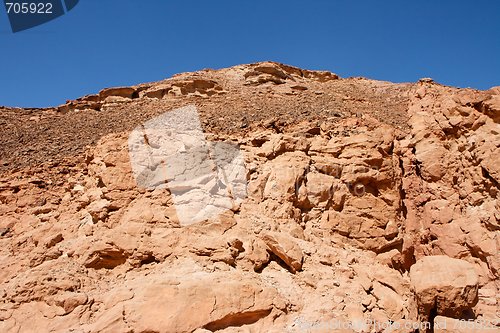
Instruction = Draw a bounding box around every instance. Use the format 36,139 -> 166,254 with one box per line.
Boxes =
0,62 -> 498,332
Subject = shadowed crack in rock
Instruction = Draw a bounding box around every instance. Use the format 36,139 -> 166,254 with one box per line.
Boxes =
203,308 -> 273,331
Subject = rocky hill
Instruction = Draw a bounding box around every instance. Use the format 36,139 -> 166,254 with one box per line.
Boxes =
0,62 -> 498,333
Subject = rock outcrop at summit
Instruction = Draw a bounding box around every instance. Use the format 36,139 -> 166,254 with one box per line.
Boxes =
0,62 -> 498,332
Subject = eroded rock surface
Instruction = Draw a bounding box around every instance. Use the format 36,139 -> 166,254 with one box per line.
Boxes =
0,62 -> 498,332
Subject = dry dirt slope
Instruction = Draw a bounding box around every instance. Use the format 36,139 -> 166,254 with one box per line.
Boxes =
0,62 -> 499,333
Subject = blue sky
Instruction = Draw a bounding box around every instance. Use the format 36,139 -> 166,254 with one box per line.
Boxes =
0,0 -> 499,107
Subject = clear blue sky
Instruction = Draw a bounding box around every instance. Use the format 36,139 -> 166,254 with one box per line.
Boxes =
1,0 -> 499,107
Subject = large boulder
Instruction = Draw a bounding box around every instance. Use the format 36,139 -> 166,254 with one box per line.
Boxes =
93,270 -> 283,333
409,256 -> 479,320
261,231 -> 303,273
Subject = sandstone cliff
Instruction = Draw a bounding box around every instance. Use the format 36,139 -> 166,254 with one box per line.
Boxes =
0,62 -> 498,332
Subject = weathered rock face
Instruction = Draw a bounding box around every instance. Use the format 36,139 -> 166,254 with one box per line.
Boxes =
0,62 -> 498,332
83,262 -> 285,333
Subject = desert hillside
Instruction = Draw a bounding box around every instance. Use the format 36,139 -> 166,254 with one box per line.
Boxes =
0,62 -> 499,333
